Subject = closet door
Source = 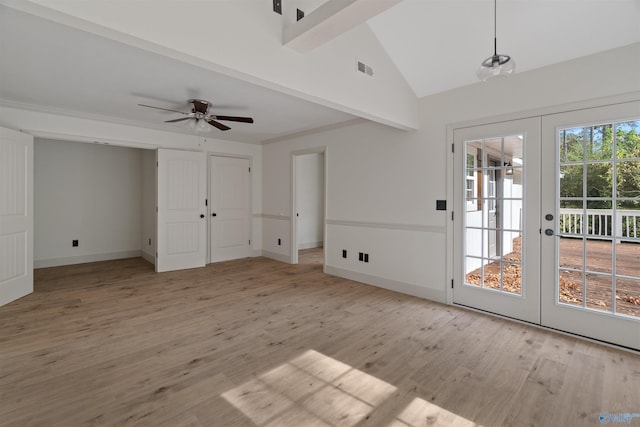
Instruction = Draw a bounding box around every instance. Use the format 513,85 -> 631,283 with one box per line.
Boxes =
0,127 -> 33,306
156,149 -> 207,272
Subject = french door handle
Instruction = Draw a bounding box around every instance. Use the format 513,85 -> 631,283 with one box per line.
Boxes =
544,229 -> 554,236
200,214 -> 205,219
212,213 -> 217,217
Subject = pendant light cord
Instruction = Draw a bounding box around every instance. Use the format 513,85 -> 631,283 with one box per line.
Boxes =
493,0 -> 497,56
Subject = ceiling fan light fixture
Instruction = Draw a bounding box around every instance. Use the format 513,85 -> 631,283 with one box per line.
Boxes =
196,118 -> 210,132
477,0 -> 515,81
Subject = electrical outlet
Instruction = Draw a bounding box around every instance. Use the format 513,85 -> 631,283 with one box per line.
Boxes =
72,240 -> 79,247
359,252 -> 364,261
342,250 -> 347,259
273,0 -> 281,14
364,253 -> 369,263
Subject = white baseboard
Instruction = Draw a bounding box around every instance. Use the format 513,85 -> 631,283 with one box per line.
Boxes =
297,242 -> 323,250
34,250 -> 142,269
261,250 -> 292,264
252,249 -> 263,257
324,265 -> 446,304
141,251 -> 155,265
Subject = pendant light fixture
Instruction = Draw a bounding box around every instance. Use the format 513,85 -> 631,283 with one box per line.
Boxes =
477,0 -> 515,81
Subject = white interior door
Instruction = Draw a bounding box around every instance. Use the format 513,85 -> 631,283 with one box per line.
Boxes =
156,149 -> 207,272
541,101 -> 640,350
453,117 -> 541,323
0,127 -> 33,306
209,156 -> 251,263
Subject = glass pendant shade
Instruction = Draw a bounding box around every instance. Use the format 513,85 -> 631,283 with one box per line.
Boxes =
477,0 -> 515,81
476,53 -> 515,81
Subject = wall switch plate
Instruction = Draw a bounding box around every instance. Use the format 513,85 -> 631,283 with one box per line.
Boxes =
436,200 -> 447,210
72,240 -> 79,247
273,0 -> 282,14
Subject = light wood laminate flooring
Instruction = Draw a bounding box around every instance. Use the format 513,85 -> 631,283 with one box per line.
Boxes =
1,252 -> 639,426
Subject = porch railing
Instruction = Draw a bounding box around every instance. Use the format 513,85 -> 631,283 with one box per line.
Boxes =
559,208 -> 640,242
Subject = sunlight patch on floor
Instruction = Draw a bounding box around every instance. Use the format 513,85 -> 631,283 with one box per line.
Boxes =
222,349 -> 397,426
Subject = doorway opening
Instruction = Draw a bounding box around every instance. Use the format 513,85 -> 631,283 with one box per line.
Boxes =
291,150 -> 326,266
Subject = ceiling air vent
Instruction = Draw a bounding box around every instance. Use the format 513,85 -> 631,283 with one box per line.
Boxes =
356,60 -> 374,77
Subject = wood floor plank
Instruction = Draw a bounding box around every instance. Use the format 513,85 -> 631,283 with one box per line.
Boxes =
1,252 -> 639,426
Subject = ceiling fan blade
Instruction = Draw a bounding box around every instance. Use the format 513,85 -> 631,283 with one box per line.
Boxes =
207,119 -> 231,131
212,115 -> 254,123
138,104 -> 188,115
164,117 -> 193,123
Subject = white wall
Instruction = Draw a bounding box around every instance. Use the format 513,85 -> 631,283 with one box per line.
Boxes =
261,43 -> 640,304
296,153 -> 324,249
34,139 -> 143,267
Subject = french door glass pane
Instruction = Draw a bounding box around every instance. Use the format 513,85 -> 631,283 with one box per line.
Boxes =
586,273 -> 612,312
559,270 -> 583,307
616,278 -> 640,318
464,135 -> 524,295
557,119 -> 640,319
585,239 -> 612,274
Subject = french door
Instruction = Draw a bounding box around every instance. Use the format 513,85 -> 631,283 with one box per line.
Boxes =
454,101 -> 640,350
540,101 -> 640,350
453,117 -> 541,323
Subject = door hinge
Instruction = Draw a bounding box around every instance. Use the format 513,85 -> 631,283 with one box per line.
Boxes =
156,161 -> 158,167
156,206 -> 158,213
205,199 -> 208,206
249,240 -> 251,245
156,252 -> 158,257
248,167 -> 251,173
451,144 -> 454,153
451,211 -> 454,221
451,279 -> 454,289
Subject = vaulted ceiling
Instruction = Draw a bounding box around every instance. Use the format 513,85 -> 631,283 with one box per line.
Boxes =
1,0 -> 638,144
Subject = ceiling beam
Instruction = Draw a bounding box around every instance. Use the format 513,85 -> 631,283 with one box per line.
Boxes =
284,0 -> 401,53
